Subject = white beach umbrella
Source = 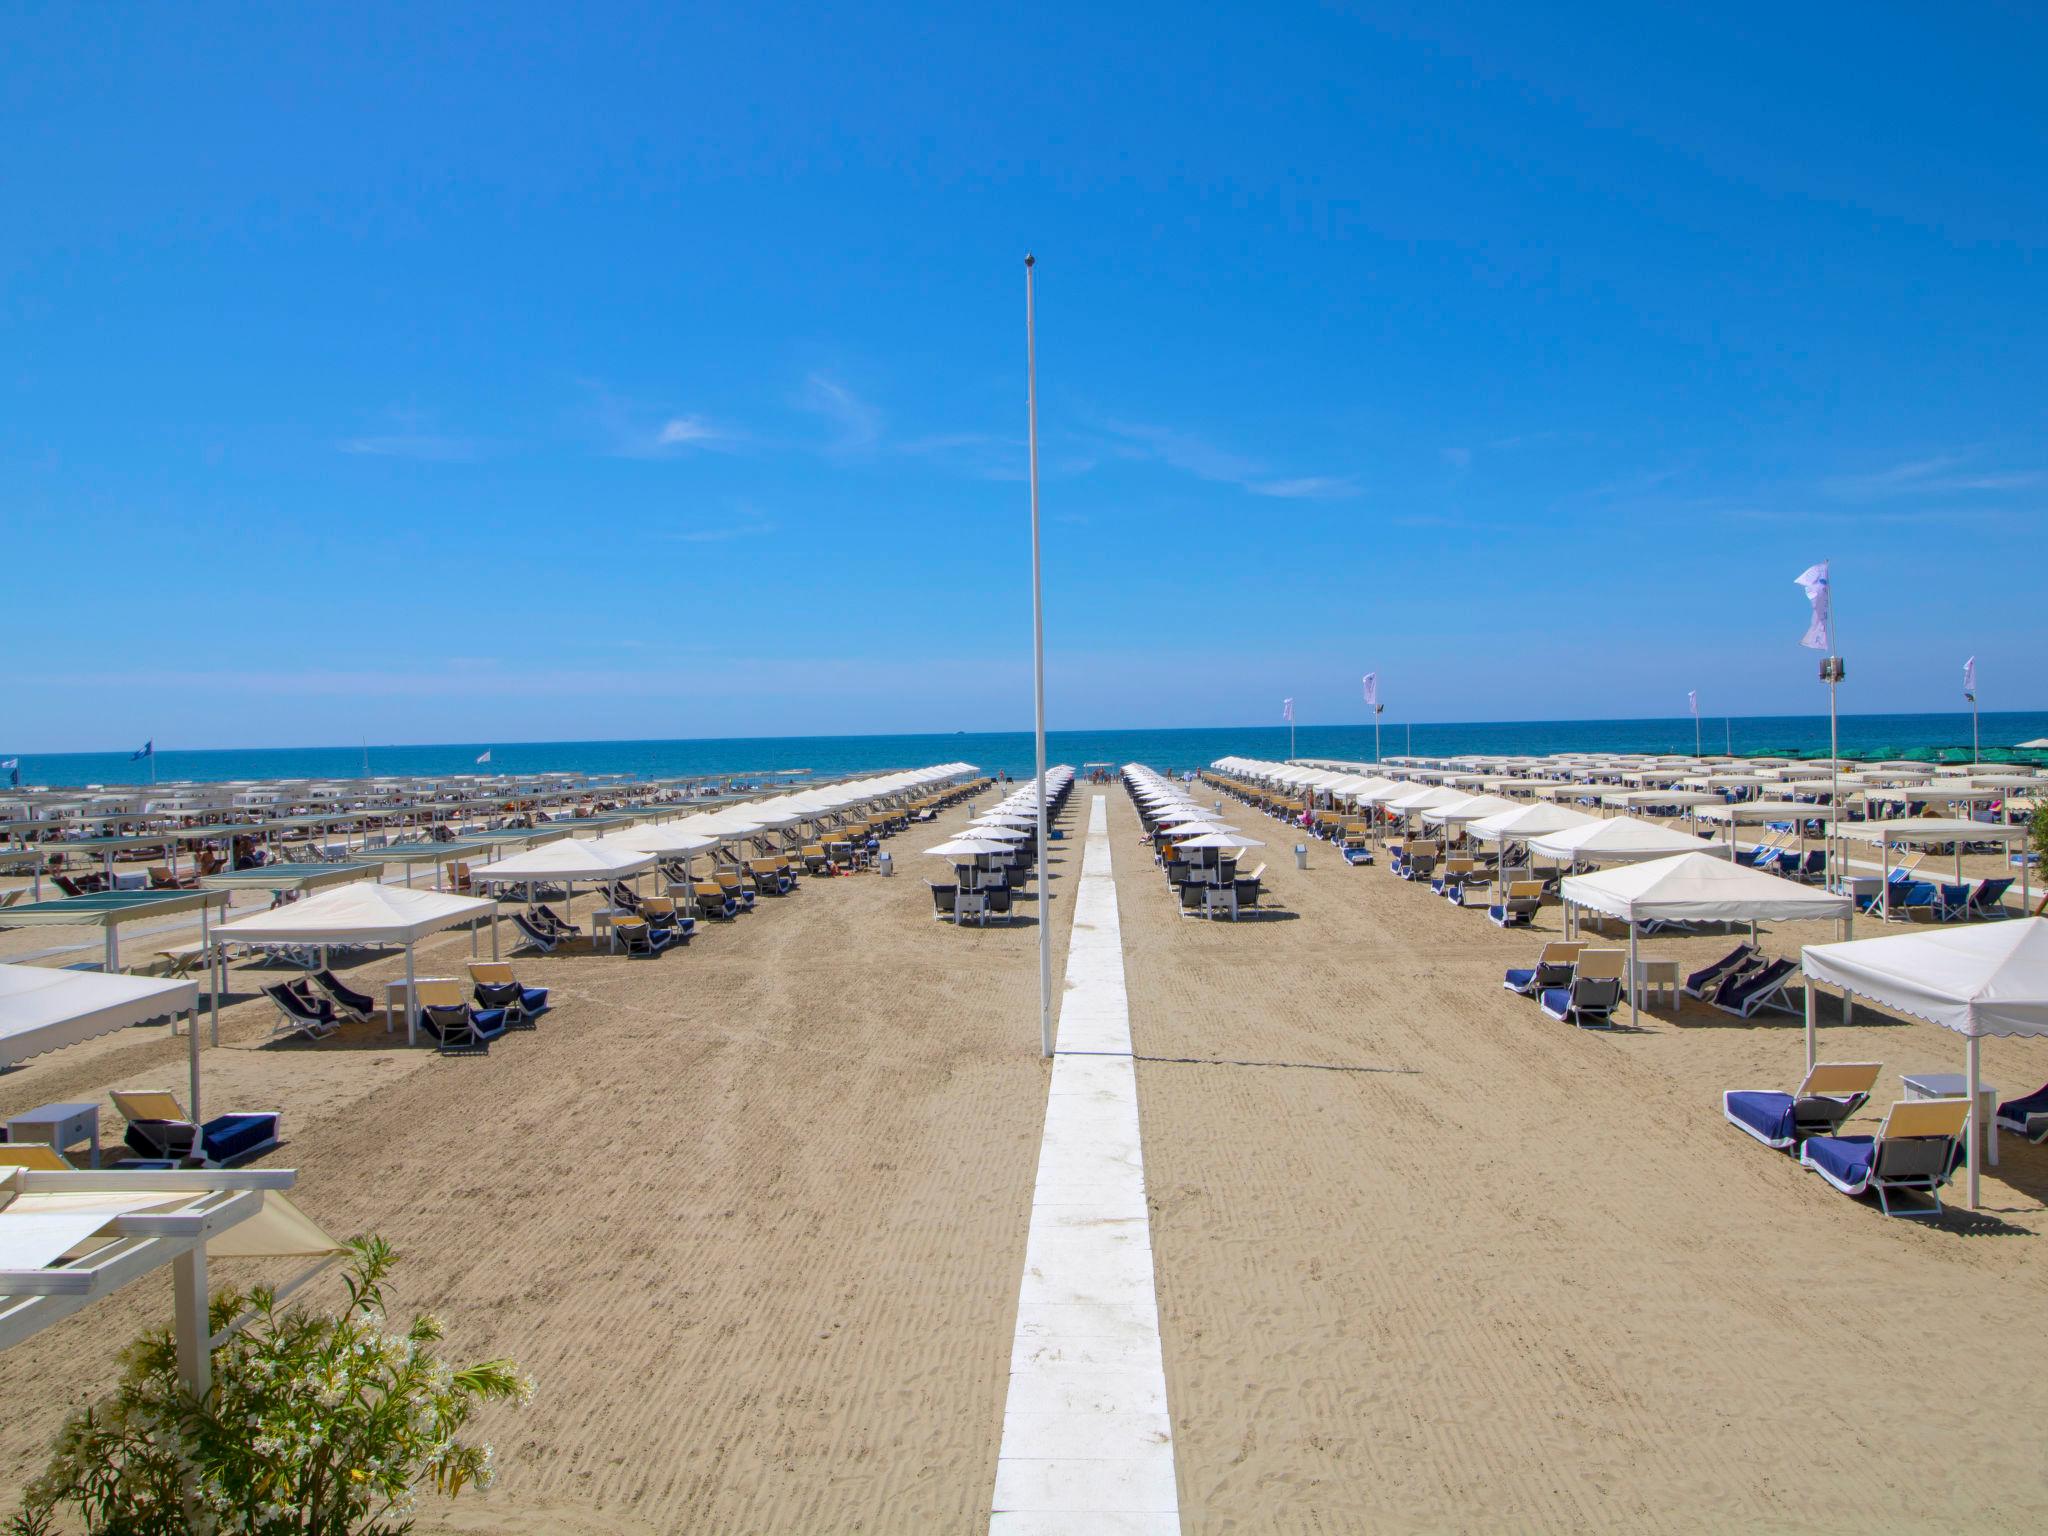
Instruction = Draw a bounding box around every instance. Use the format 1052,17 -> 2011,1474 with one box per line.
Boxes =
925,838 -> 1012,858
1175,832 -> 1264,849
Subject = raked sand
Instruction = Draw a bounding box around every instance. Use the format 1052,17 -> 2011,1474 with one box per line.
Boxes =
4,785 -> 2048,1530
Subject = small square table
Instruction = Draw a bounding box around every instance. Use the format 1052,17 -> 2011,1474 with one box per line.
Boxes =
1627,958 -> 1681,1009
8,1102 -> 100,1167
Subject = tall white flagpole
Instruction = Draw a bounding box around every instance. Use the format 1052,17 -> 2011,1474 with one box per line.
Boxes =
1025,254 -> 1052,1060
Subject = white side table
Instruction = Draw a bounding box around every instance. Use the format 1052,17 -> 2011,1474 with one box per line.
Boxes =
1903,1072 -> 1999,1166
8,1102 -> 100,1167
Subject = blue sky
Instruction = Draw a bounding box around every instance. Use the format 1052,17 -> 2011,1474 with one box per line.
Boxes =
4,1 -> 2044,751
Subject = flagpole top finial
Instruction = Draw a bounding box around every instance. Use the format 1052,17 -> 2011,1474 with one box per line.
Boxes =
1024,253 -> 1035,268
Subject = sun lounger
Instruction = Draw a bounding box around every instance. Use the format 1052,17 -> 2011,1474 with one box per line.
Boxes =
1708,957 -> 1799,1018
147,865 -> 197,890
413,979 -> 510,1053
639,896 -> 695,943
746,859 -> 793,895
713,870 -> 757,911
1996,1082 -> 2048,1144
1799,1098 -> 1970,1217
928,881 -> 958,919
612,915 -> 674,956
1724,1063 -> 1883,1149
1234,865 -> 1265,910
534,904 -> 582,936
1683,943 -> 1761,999
1969,877 -> 2015,919
0,1144 -> 73,1171
112,1089 -> 280,1166
511,913 -> 561,954
467,960 -> 550,1026
1487,880 -> 1545,927
311,969 -> 376,1022
1539,949 -> 1626,1027
262,982 -> 341,1043
693,881 -> 738,920
802,843 -> 837,876
1504,941 -> 1583,996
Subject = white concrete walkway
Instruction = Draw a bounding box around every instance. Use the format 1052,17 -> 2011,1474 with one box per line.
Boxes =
992,794 -> 1179,1534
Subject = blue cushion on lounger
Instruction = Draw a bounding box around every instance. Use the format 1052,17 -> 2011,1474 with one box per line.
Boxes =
518,985 -> 549,1011
1504,967 -> 1537,991
473,1007 -> 510,1041
202,1113 -> 280,1164
1724,1091 -> 1798,1148
1801,1133 -> 1874,1191
1538,987 -> 1570,1016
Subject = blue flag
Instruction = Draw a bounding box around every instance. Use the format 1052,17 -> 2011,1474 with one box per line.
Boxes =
131,740 -> 153,761
0,758 -> 17,788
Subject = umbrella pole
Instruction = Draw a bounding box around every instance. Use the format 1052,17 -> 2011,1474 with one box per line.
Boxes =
1803,983 -> 1816,1073
1967,1034 -> 1982,1210
404,942 -> 417,1047
1628,922 -> 1639,1023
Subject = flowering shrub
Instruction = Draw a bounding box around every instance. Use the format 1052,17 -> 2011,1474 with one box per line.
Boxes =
9,1235 -> 529,1535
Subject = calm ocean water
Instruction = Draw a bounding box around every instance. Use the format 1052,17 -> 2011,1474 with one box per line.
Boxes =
7,713 -> 2046,789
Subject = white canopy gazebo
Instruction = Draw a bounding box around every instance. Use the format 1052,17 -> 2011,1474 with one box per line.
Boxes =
1530,816 -> 1715,870
1562,853 -> 1853,1020
0,965 -> 204,1116
215,883 -> 499,1046
1801,918 -> 2048,1207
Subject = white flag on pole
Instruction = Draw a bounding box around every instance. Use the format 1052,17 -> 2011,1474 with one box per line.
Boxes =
1362,672 -> 1378,709
1793,561 -> 1832,651
1688,690 -> 1698,717
1963,656 -> 1976,700
476,749 -> 492,765
1282,697 -> 1295,724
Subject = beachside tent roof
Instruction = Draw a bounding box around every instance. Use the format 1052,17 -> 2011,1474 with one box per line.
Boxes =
1841,819 -> 2027,845
469,839 -> 656,883
1802,919 -> 2048,1040
1175,832 -> 1264,849
1562,852 -> 1853,926
598,824 -> 720,857
1383,786 -> 1473,814
1529,816 -> 1715,864
214,881 -> 497,946
1465,803 -> 1598,842
0,964 -> 197,1071
1421,794 -> 1518,826
925,838 -> 1013,858
199,862 -> 378,894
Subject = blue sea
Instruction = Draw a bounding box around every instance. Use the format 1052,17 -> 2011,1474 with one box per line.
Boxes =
6,712 -> 2045,790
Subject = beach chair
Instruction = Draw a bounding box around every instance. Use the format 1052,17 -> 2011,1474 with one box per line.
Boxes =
511,912 -> 561,954
1539,949 -> 1626,1028
713,869 -> 757,911
1430,858 -> 1475,898
1342,842 -> 1375,866
0,1144 -> 73,1171
112,1090 -> 280,1166
468,960 -> 550,1025
1996,1082 -> 2048,1144
1968,877 -> 2014,919
1178,882 -> 1207,916
534,904 -> 582,936
604,882 -> 644,915
693,881 -> 738,920
1934,882 -> 1975,923
1799,1098 -> 1970,1217
641,896 -> 695,944
1724,1063 -> 1883,1150
612,915 -> 674,957
1234,865 -> 1265,911
928,882 -> 958,920
413,978 -> 510,1052
1504,941 -> 1584,996
1486,880 -> 1545,927
745,859 -> 793,896
1707,957 -> 1800,1018
147,864 -> 197,890
311,969 -> 376,1022
984,885 -> 1015,925
1682,943 -> 1762,999
1402,844 -> 1440,882
802,843 -> 836,876
1887,881 -> 1938,922
262,982 -> 341,1042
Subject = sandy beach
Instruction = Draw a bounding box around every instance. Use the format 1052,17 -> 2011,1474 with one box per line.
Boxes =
4,780 -> 2048,1531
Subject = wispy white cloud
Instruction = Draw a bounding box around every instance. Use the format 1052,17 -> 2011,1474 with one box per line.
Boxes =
797,373 -> 883,453
1247,475 -> 1361,500
579,382 -> 741,459
1097,419 -> 1359,500
1822,452 -> 2043,500
654,415 -> 728,448
339,433 -> 482,462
